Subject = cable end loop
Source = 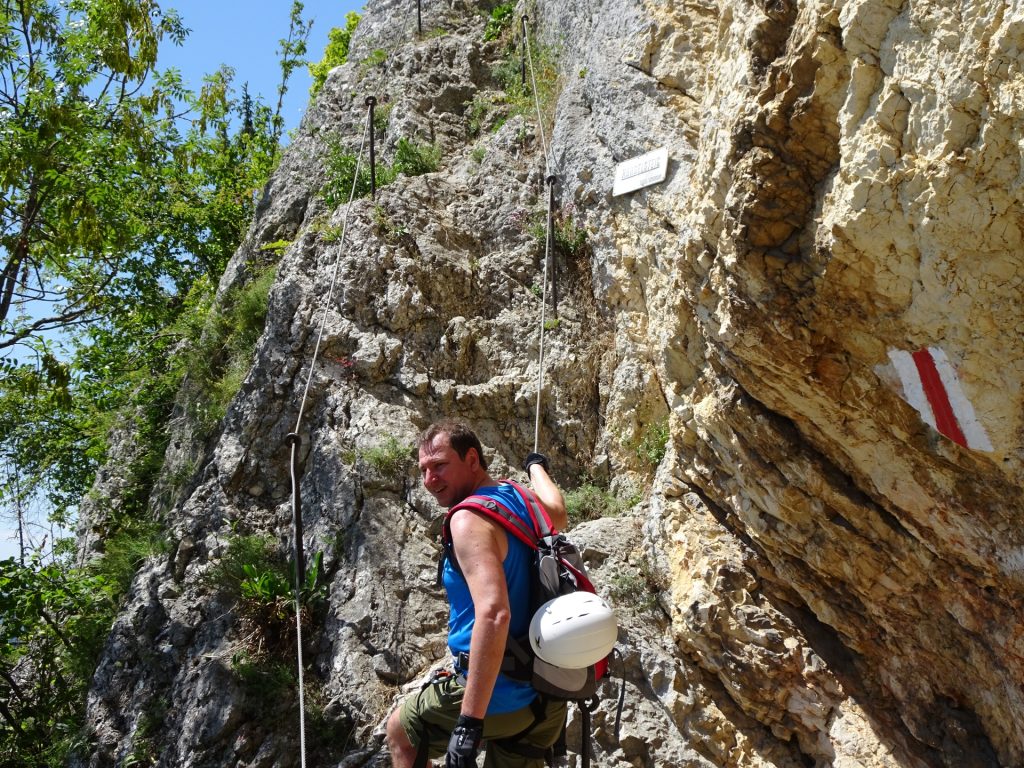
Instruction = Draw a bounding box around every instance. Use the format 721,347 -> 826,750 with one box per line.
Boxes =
365,95 -> 377,107
545,174 -> 558,186
286,432 -> 302,448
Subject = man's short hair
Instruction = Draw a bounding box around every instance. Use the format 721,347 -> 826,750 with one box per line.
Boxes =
418,419 -> 488,470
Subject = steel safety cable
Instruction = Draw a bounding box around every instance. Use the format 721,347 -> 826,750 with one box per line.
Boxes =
522,18 -> 554,177
287,101 -> 372,768
533,175 -> 555,453
522,16 -> 557,453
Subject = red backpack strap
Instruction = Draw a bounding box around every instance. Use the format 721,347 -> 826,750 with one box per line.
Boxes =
500,478 -> 557,537
443,493 -> 538,550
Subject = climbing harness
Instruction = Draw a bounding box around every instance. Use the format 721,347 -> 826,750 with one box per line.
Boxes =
285,99 -> 373,768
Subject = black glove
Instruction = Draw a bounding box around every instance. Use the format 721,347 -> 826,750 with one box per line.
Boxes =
445,714 -> 483,768
522,452 -> 550,474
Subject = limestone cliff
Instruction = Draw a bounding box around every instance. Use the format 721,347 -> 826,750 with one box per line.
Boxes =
74,0 -> 1023,766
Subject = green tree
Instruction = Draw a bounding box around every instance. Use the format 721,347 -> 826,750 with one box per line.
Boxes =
0,0 -> 302,526
272,0 -> 313,143
0,2 -> 310,764
0,0 -> 190,357
308,11 -> 361,97
0,555 -> 117,765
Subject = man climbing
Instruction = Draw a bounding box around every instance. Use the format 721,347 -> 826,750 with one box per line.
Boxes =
386,418 -> 569,767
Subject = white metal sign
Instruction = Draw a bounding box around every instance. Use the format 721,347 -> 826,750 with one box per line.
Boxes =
612,147 -> 669,196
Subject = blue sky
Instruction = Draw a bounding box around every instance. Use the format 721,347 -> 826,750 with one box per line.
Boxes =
0,1 -> 366,562
159,0 -> 366,136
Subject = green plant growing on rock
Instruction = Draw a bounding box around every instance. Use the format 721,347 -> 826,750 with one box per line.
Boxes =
208,535 -> 326,647
525,204 -> 588,259
360,48 -> 388,74
484,2 -> 517,41
610,558 -> 662,613
492,33 -> 561,134
373,101 -> 394,135
564,483 -> 639,526
322,142 -> 376,204
372,204 -> 411,243
553,205 -> 588,257
321,137 -> 440,206
177,266 -> 278,439
90,518 -> 169,596
259,239 -> 292,255
635,418 -> 670,469
313,217 -> 346,244
391,137 -> 442,177
362,436 -> 412,479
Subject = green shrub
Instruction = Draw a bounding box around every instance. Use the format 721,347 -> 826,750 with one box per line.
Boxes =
609,557 -> 662,612
635,419 -> 670,469
90,518 -> 168,597
322,145 -> 376,205
207,533 -> 284,593
209,534 -> 327,658
553,206 -> 588,257
176,265 -> 277,438
308,12 -> 361,97
359,48 -> 387,74
362,436 -> 412,478
484,2 -> 517,41
321,136 -> 440,207
465,92 -> 502,137
391,137 -> 441,177
527,204 -> 589,259
492,35 -> 560,130
609,570 -> 659,612
373,101 -> 393,135
564,483 -> 638,526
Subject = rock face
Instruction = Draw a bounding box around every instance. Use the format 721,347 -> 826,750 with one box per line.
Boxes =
76,0 -> 1023,766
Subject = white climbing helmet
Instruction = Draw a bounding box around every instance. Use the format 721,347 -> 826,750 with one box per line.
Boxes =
529,591 -> 618,669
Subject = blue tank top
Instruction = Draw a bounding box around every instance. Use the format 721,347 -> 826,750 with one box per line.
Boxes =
443,483 -> 537,715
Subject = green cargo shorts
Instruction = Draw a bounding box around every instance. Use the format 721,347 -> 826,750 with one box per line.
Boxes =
397,672 -> 568,767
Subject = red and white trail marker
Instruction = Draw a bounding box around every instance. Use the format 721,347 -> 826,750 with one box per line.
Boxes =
887,347 -> 993,452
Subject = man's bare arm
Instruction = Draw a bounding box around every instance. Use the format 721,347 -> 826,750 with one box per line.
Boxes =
450,510 -> 510,718
528,464 -> 567,530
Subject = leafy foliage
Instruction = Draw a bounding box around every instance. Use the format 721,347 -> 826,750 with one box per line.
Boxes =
0,2 -> 314,764
635,419 -> 670,469
361,436 -> 413,479
308,11 -> 362,97
0,3 -> 290,522
564,483 -> 639,526
359,48 -> 388,73
174,265 -> 277,439
492,31 -> 561,133
209,534 -> 327,661
0,555 -> 113,765
527,203 -> 589,259
484,2 -> 517,41
271,1 -> 313,143
321,137 -> 441,207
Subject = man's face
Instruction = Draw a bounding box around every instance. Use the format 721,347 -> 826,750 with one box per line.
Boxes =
418,433 -> 478,508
